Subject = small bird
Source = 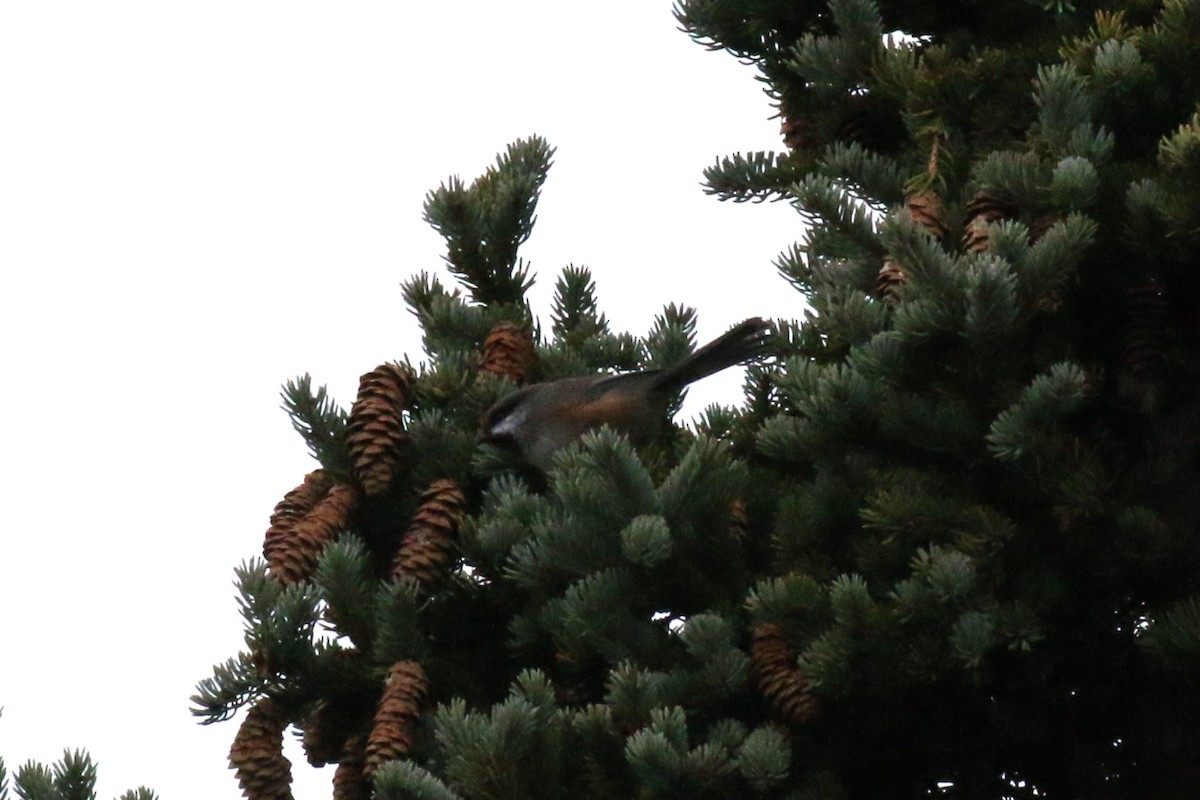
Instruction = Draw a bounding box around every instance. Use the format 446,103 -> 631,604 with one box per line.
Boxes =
481,317 -> 771,472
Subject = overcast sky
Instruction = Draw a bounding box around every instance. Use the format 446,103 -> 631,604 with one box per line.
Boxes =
0,3 -> 800,797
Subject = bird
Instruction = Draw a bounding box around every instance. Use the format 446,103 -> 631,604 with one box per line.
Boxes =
481,317 -> 771,472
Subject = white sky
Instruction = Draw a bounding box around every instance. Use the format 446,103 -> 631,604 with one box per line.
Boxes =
0,3 -> 800,797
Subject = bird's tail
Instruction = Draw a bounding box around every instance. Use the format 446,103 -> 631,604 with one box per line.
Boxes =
654,317 -> 771,393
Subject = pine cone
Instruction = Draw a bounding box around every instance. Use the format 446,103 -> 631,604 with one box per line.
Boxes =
1122,279 -> 1172,375
264,472 -> 326,584
264,470 -> 332,561
229,698 -> 293,800
393,479 -> 467,590
961,190 -> 1018,253
908,192 -> 947,240
780,115 -> 811,150
876,256 -> 908,300
729,499 -> 748,542
750,623 -> 816,724
347,364 -> 412,496
365,661 -> 429,776
479,322 -> 538,384
333,735 -> 370,800
1027,214 -> 1061,244
302,701 -> 349,767
265,481 -> 360,586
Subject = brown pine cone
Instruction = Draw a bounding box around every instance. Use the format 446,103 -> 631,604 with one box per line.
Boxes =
347,364 -> 412,496
781,115 -> 812,151
479,322 -> 538,384
750,623 -> 817,724
876,256 -> 908,300
365,661 -> 429,776
302,700 -> 350,767
1122,279 -> 1172,375
264,471 -> 332,568
729,499 -> 748,542
393,479 -> 467,591
266,481 -> 360,586
333,735 -> 370,800
961,190 -> 1019,253
229,698 -> 293,800
907,192 -> 947,240
1026,215 -> 1050,243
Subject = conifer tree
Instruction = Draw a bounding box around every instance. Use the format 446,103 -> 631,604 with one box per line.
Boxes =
196,2 -> 1200,798
194,137 -> 769,800
685,0 -> 1200,796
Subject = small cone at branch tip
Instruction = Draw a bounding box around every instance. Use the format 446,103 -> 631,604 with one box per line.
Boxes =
750,622 -> 817,725
347,363 -> 412,496
479,321 -> 538,384
393,479 -> 467,590
229,698 -> 294,800
365,660 -> 430,777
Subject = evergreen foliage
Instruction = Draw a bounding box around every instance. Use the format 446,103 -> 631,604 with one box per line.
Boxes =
197,2 -> 1200,797
0,747 -> 155,800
